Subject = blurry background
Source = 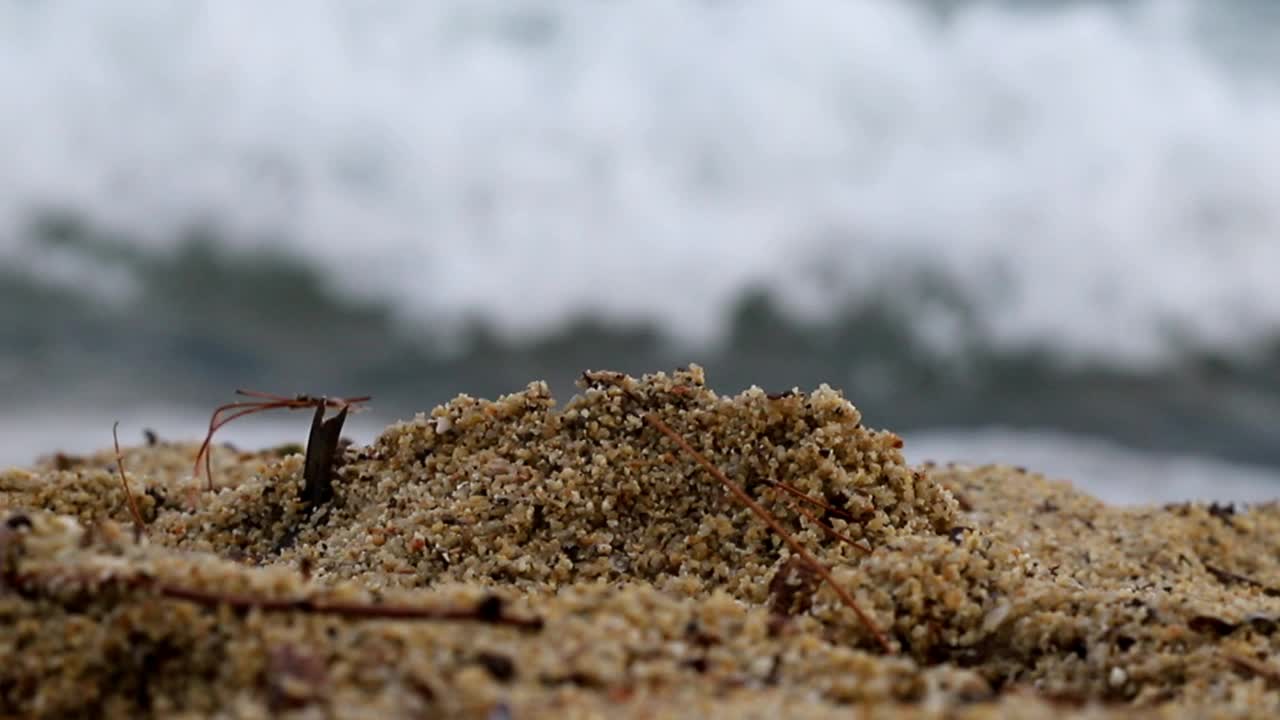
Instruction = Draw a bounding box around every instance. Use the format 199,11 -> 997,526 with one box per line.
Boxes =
2,0 -> 1279,502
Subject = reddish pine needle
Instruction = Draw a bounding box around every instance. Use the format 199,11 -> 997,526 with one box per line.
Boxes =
194,391 -> 370,490
642,412 -> 895,654
112,422 -> 147,536
783,496 -> 872,555
765,479 -> 863,524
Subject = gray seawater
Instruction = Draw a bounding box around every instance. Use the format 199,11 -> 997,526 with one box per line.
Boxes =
2,1 -> 1279,502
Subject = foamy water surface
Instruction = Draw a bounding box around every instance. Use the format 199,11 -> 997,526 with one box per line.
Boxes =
2,0 -> 1279,362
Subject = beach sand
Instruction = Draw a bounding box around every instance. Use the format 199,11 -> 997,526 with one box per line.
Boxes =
2,366 -> 1279,718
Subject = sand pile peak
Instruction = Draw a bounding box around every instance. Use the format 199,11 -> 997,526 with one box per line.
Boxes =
304,365 -> 959,600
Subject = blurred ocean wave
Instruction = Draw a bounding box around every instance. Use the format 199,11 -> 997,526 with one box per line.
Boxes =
5,217 -> 1280,475
2,1 -> 1279,497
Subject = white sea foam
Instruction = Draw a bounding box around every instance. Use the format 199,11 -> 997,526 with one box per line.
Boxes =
2,0 -> 1279,364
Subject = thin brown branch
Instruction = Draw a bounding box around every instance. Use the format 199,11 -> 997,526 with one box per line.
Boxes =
156,584 -> 542,630
3,564 -> 541,631
1203,562 -> 1280,598
112,422 -> 147,537
1227,652 -> 1280,687
642,413 -> 894,654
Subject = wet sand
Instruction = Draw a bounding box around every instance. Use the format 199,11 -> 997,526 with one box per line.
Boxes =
2,366 -> 1279,718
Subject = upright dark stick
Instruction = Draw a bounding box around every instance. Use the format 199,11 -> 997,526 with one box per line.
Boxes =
300,403 -> 348,509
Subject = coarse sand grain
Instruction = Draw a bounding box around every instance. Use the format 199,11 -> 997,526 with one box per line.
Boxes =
2,366 -> 1279,718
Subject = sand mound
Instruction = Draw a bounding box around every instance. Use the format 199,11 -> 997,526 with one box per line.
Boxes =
3,367 -> 1280,717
